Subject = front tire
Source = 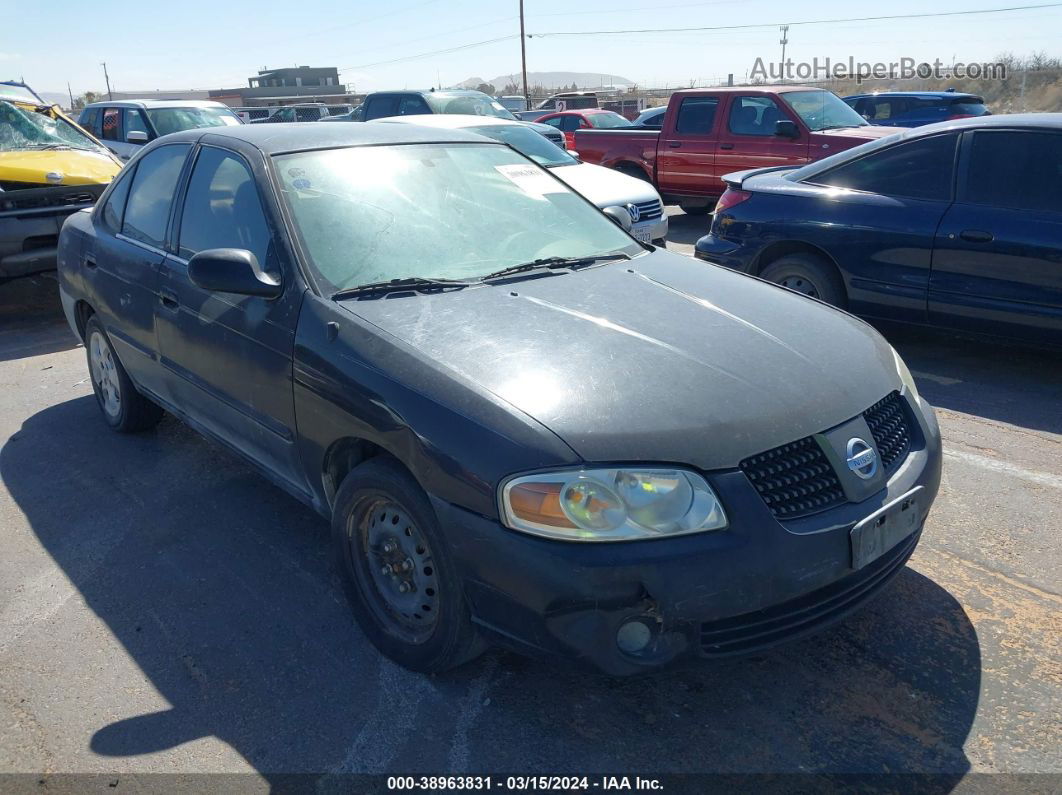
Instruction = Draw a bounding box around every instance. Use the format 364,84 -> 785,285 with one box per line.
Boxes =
331,457 -> 483,673
85,316 -> 163,433
759,253 -> 847,308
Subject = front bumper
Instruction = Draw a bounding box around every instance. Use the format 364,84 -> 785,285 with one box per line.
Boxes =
0,185 -> 104,280
436,394 -> 942,676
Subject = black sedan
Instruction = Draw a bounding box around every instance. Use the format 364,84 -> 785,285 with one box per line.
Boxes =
695,114 -> 1062,347
56,123 -> 941,675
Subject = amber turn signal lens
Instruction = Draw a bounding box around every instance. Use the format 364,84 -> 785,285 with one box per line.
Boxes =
507,481 -> 573,528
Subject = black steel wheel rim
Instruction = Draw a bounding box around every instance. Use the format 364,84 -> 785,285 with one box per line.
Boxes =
775,273 -> 819,298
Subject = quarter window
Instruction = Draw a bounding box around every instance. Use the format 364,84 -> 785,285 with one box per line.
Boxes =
810,134 -> 957,201
121,144 -> 189,249
675,97 -> 719,135
178,147 -> 271,267
963,130 -> 1062,214
728,96 -> 784,136
101,172 -> 133,231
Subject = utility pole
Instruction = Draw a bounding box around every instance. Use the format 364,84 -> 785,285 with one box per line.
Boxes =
101,62 -> 113,100
519,0 -> 529,110
67,82 -> 74,110
779,25 -> 790,83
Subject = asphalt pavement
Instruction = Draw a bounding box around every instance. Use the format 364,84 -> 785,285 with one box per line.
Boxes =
0,228 -> 1059,788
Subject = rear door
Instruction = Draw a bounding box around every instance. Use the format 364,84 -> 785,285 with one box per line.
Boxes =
155,143 -> 307,491
929,128 -> 1062,344
716,94 -> 809,174
86,143 -> 191,394
656,94 -> 720,197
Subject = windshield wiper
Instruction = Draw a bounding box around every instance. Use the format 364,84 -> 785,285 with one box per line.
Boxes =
480,253 -> 630,282
331,276 -> 476,300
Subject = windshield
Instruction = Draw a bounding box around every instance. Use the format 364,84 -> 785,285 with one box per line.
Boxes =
0,100 -> 107,153
587,112 -> 633,129
145,107 -> 241,136
465,124 -> 577,168
782,90 -> 868,131
275,143 -> 639,292
424,93 -> 517,120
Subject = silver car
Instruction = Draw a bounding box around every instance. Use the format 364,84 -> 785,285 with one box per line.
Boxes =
373,114 -> 668,244
77,100 -> 242,161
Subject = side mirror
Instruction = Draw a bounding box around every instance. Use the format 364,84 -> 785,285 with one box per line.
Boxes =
566,149 -> 580,160
187,248 -> 281,298
602,205 -> 633,232
774,119 -> 800,139
126,130 -> 149,144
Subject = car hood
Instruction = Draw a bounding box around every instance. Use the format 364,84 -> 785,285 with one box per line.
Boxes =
0,149 -> 120,186
341,250 -> 901,469
549,162 -> 662,209
813,125 -> 897,142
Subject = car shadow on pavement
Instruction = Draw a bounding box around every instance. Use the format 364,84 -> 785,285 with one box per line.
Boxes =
879,323 -> 1062,436
0,277 -> 82,362
2,396 -> 981,785
662,209 -> 712,249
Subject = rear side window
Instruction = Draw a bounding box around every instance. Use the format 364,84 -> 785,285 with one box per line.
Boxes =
101,108 -> 120,141
963,130 -> 1062,213
364,95 -> 399,120
861,98 -> 906,122
178,146 -> 271,267
675,97 -> 719,135
121,144 -> 189,249
811,134 -> 957,201
397,96 -> 431,115
728,96 -> 784,137
950,101 -> 989,117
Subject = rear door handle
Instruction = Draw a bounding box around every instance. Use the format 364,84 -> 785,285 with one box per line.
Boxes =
719,143 -> 734,150
158,288 -> 179,310
84,255 -> 97,270
959,229 -> 994,243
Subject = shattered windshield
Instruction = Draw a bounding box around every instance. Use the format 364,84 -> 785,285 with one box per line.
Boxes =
0,101 -> 107,154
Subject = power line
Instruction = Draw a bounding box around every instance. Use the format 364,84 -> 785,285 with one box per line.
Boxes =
338,35 -> 518,71
530,2 -> 1062,36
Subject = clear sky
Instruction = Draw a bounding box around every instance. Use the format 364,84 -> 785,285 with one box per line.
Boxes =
5,0 -> 1061,96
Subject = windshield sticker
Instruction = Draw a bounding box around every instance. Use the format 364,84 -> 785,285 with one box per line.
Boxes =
292,177 -> 312,190
494,164 -> 569,198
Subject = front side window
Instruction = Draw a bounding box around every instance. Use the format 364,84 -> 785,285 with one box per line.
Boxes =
781,90 -> 869,132
963,130 -> 1062,213
397,97 -> 431,116
124,109 -> 149,140
275,143 -> 640,293
178,147 -> 271,266
728,96 -> 785,137
121,144 -> 189,249
810,134 -> 957,201
558,116 -> 582,132
424,92 -> 517,120
675,97 -> 718,135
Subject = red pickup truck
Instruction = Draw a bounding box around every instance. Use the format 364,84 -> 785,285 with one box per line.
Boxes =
574,86 -> 896,213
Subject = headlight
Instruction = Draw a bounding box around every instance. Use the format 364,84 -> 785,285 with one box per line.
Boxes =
892,347 -> 920,402
500,467 -> 727,541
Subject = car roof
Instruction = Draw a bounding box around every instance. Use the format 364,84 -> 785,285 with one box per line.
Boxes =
669,85 -> 829,95
370,114 -> 521,129
894,112 -> 1062,136
82,99 -> 233,110
152,121 -> 496,154
845,91 -> 983,100
366,89 -> 488,97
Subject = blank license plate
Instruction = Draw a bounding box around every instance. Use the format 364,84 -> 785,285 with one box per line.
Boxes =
850,487 -> 923,569
632,226 -> 652,243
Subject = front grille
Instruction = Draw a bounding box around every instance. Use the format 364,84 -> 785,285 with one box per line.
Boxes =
739,436 -> 845,519
0,183 -> 104,215
863,391 -> 911,475
699,529 -> 918,656
545,131 -> 564,146
632,199 -> 663,221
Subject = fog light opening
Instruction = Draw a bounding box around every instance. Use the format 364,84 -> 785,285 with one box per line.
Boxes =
616,618 -> 655,656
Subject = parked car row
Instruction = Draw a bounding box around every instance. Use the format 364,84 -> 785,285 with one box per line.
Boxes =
55,121 -> 941,676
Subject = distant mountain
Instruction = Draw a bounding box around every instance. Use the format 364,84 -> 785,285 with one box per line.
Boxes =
33,91 -> 71,107
455,72 -> 635,92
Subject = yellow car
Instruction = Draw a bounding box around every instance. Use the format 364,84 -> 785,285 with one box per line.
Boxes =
1,81 -> 121,282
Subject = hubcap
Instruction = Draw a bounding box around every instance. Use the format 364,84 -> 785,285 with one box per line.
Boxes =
89,331 -> 121,418
776,274 -> 819,298
351,499 -> 439,643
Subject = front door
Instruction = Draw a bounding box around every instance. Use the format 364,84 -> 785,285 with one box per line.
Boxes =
154,144 -> 306,492
929,129 -> 1062,344
715,94 -> 809,175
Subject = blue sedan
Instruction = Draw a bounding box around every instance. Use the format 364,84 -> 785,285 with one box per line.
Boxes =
694,114 -> 1062,346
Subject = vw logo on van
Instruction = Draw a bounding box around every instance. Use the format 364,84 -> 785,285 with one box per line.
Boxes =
846,438 -> 878,480
625,203 -> 641,224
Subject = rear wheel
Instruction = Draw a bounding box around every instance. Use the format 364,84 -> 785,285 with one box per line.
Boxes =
759,253 -> 847,308
331,458 -> 483,672
85,316 -> 163,432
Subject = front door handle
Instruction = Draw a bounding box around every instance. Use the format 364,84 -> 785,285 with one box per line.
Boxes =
668,141 -> 682,148
719,143 -> 734,150
959,229 -> 994,243
158,288 -> 179,310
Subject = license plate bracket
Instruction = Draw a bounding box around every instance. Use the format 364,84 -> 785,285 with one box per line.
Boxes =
632,226 -> 652,244
850,486 -> 923,569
